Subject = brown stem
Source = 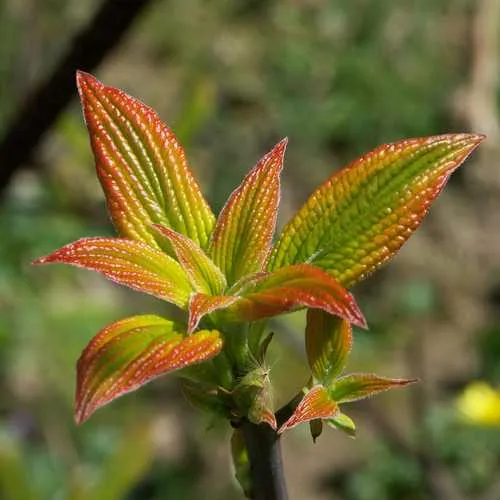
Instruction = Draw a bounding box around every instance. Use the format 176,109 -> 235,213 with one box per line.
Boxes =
240,421 -> 289,500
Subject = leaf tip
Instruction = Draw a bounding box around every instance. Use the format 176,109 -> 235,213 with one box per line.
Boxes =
335,285 -> 367,329
31,250 -> 60,265
468,132 -> 487,144
187,294 -> 201,334
402,377 -> 420,386
352,304 -> 368,330
440,132 -> 486,167
74,408 -> 86,426
277,136 -> 289,149
457,132 -> 487,155
76,69 -> 99,84
74,395 -> 92,426
76,70 -> 101,96
75,69 -> 90,83
274,137 -> 288,165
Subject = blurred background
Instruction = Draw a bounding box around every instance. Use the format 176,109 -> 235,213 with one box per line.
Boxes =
1,0 -> 500,498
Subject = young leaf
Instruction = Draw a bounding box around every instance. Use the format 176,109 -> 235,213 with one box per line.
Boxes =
188,265 -> 366,331
33,237 -> 192,308
326,412 -> 356,438
188,293 -> 238,333
227,264 -> 367,328
254,408 -> 278,430
269,134 -> 484,287
77,72 -> 215,251
232,366 -> 277,429
181,380 -> 230,419
278,385 -> 338,434
328,373 -> 418,404
209,139 -> 287,284
153,224 -> 226,295
305,310 -> 352,385
76,315 -> 223,423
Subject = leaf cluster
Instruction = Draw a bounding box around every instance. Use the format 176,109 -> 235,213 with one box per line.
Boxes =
33,73 -> 483,442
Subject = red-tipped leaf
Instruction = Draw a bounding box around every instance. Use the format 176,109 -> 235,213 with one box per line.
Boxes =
306,310 -> 352,385
76,315 -> 223,423
269,134 -> 484,287
209,139 -> 287,284
187,265 -> 366,330
77,72 -> 215,251
257,409 -> 278,430
33,237 -> 192,308
188,293 -> 238,333
278,385 -> 339,434
328,373 -> 418,404
153,224 -> 226,295
226,264 -> 366,327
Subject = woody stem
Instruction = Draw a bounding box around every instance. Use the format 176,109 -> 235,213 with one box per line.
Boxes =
240,420 -> 289,500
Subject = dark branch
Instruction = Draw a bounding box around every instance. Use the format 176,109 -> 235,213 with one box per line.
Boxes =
240,421 -> 289,500
0,0 -> 154,199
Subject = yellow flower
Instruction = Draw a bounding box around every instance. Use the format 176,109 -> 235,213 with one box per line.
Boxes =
457,381 -> 500,426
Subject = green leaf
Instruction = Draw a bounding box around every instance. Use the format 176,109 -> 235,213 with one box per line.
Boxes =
328,373 -> 418,404
232,367 -> 277,429
33,237 -> 192,308
209,139 -> 287,284
77,71 -> 215,251
76,315 -> 222,423
269,134 -> 484,287
306,309 -> 352,385
181,380 -> 230,419
326,412 -> 356,438
256,331 -> 274,364
278,385 -> 338,434
153,224 -> 226,294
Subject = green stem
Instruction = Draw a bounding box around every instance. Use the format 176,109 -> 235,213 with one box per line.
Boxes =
226,324 -> 251,370
240,420 -> 289,500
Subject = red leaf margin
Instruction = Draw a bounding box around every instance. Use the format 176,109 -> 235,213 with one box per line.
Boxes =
268,134 -> 485,288
278,386 -> 339,434
187,264 -> 366,333
77,71 -> 215,250
76,315 -> 223,424
228,264 -> 367,328
33,237 -> 192,308
209,138 -> 288,284
329,373 -> 418,404
188,293 -> 238,333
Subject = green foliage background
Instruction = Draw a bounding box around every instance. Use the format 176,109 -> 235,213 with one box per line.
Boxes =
1,0 -> 500,498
